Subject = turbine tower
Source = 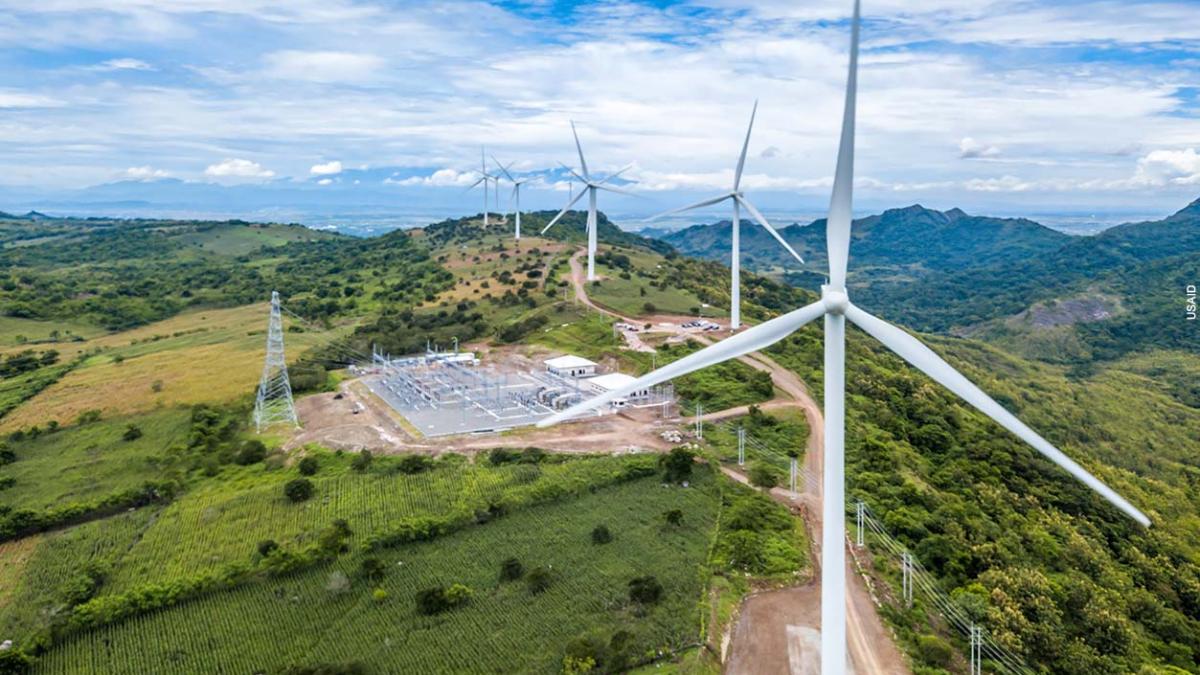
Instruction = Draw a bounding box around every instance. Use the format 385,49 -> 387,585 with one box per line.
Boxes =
541,122 -> 635,281
492,157 -> 527,240
647,101 -> 805,329
466,147 -> 495,227
538,3 -> 1150,672
253,291 -> 299,433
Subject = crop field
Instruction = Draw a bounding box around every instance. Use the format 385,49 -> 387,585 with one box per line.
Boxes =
100,454 -> 660,594
0,509 -> 157,642
0,408 -> 190,510
0,304 -> 342,432
38,468 -> 722,674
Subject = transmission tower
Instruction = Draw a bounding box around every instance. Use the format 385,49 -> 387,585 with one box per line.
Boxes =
253,291 -> 299,432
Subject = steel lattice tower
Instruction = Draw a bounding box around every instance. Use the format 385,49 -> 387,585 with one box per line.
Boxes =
253,291 -> 299,432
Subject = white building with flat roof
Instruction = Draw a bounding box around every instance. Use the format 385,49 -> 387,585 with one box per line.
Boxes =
585,372 -> 651,406
544,355 -> 597,378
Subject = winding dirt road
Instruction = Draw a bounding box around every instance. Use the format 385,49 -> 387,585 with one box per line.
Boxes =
568,248 -> 907,674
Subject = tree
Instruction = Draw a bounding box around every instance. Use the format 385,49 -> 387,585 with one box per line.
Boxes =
664,509 -> 684,526
351,450 -> 373,473
397,454 -> 430,474
122,424 -> 143,442
591,524 -> 613,545
257,539 -> 279,557
235,440 -> 267,465
284,478 -> 314,503
748,461 -> 779,489
499,557 -> 524,582
628,575 -> 664,605
527,567 -> 553,594
318,519 -> 352,554
0,648 -> 33,674
298,457 -> 319,476
361,557 -> 386,582
661,447 -> 694,483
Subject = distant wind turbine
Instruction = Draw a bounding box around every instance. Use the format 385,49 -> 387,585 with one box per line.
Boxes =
465,147 -> 496,227
492,157 -> 527,240
538,3 -> 1150,673
541,122 -> 635,281
646,101 -> 804,330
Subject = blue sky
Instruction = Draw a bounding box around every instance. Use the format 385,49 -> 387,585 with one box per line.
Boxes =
1,0 -> 1199,224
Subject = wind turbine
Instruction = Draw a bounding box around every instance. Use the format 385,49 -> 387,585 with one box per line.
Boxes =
492,157 -> 527,240
538,3 -> 1150,673
465,147 -> 496,227
647,101 -> 804,330
540,122 -> 635,281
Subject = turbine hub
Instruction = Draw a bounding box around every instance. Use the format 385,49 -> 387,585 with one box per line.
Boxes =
821,286 -> 849,315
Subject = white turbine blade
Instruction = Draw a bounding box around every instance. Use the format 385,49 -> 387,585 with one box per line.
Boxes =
570,121 -> 590,180
738,196 -> 804,264
464,176 -> 486,192
595,184 -> 639,198
644,194 -> 730,222
844,304 -> 1150,527
734,99 -> 758,191
538,300 -> 826,426
491,156 -> 516,182
827,0 -> 860,289
596,164 -> 634,186
558,162 -> 588,185
540,189 -> 588,233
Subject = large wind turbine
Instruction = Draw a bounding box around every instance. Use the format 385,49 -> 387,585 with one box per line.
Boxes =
466,147 -> 496,227
647,102 -> 804,330
538,2 -> 1150,672
492,157 -> 526,240
541,122 -> 635,281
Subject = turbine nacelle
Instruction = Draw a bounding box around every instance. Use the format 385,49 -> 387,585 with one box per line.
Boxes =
821,286 -> 849,315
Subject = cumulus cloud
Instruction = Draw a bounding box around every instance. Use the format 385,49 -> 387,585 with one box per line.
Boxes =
92,58 -> 153,71
389,168 -> 478,187
310,160 -> 342,175
263,50 -> 383,82
959,137 -> 1001,159
121,166 -> 168,180
1132,148 -> 1200,186
964,175 -> 1033,192
317,178 -> 333,185
204,158 -> 275,179
0,91 -> 61,108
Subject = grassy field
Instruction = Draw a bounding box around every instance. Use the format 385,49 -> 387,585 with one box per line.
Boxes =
37,468 -> 723,674
173,223 -> 335,257
0,316 -> 102,347
0,408 -> 190,510
0,304 -> 342,432
578,248 -> 726,318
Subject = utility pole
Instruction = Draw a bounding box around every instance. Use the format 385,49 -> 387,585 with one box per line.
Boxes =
253,291 -> 299,433
789,454 -> 798,498
694,403 -> 703,439
970,625 -> 982,675
855,500 -> 865,547
901,551 -> 914,608
737,427 -> 745,466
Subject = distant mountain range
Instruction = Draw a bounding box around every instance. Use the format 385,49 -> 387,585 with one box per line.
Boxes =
645,199 -> 1200,363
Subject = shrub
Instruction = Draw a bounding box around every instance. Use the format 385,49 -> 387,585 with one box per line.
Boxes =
256,539 -> 279,557
326,570 -> 351,595
748,461 -> 780,489
628,575 -> 664,605
664,509 -> 684,526
351,450 -> 373,473
76,409 -> 102,425
298,456 -> 319,476
318,519 -> 353,554
591,525 -> 613,545
122,424 -> 143,442
661,447 -> 694,483
372,588 -> 388,603
643,302 -> 657,313
361,557 -> 386,582
415,584 -> 472,615
564,636 -> 606,674
526,566 -> 553,594
0,647 -> 34,674
499,557 -> 524,582
396,454 -> 431,474
917,634 -> 952,667
280,663 -> 366,675
0,448 -> 15,465
284,478 -> 314,503
235,440 -> 267,465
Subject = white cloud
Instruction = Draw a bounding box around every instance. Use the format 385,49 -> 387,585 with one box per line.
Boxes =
309,160 -> 342,175
0,91 -> 62,108
1132,148 -> 1200,186
204,158 -> 274,179
959,137 -> 1001,159
263,50 -> 383,83
121,166 -> 168,180
390,168 -> 478,187
317,177 -> 333,185
93,58 -> 153,71
964,175 -> 1034,192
